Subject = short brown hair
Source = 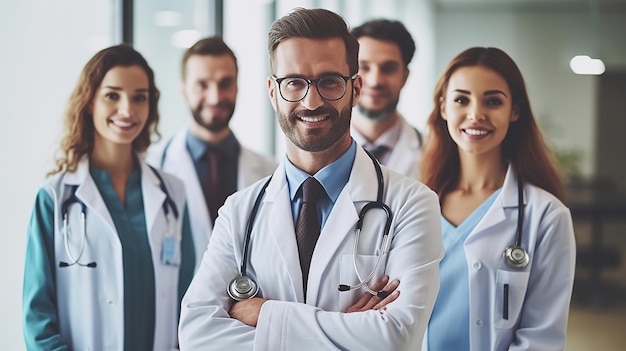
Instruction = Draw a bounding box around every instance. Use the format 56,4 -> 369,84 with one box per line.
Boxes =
181,36 -> 238,80
268,8 -> 359,76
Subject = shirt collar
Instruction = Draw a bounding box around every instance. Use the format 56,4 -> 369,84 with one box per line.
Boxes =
350,110 -> 402,151
185,130 -> 240,161
285,139 -> 356,203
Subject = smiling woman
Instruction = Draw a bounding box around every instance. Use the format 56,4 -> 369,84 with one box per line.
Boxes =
420,47 -> 576,351
22,44 -> 197,351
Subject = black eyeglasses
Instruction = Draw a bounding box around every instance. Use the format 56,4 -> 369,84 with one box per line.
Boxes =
272,74 -> 357,102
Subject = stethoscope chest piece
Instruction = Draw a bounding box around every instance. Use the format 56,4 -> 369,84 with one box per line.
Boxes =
503,245 -> 529,269
227,276 -> 259,301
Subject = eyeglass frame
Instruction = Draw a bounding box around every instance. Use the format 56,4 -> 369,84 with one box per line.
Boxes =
271,74 -> 358,102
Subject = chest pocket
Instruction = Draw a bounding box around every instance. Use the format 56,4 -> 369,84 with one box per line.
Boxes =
494,269 -> 530,329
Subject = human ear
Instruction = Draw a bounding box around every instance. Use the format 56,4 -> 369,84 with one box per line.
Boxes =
439,96 -> 448,121
267,77 -> 277,111
511,105 -> 520,122
351,75 -> 362,107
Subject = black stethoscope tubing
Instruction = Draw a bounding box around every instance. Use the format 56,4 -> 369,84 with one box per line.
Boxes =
503,173 -> 529,269
59,165 -> 178,268
229,149 -> 393,301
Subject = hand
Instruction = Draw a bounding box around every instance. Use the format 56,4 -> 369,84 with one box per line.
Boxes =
229,297 -> 267,327
346,275 -> 400,313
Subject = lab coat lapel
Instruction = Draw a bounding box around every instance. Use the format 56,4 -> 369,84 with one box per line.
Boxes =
68,158 -> 117,235
165,128 -> 212,230
140,161 -> 167,236
307,147 -> 379,300
265,165 -> 305,300
466,165 -> 522,243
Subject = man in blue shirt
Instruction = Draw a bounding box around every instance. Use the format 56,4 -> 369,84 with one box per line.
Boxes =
147,37 -> 277,265
179,8 -> 443,350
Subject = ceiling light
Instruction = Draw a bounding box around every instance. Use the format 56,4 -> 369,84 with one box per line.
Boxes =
171,30 -> 202,48
569,55 -> 605,75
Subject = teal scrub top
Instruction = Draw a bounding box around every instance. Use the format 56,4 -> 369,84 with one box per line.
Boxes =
22,167 -> 195,351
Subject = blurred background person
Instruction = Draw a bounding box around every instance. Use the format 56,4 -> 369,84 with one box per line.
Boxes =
147,37 -> 277,265
23,44 -> 195,350
350,19 -> 423,178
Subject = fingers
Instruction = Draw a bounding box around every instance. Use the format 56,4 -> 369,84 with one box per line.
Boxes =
368,274 -> 390,293
345,275 -> 389,313
344,276 -> 401,313
373,279 -> 400,310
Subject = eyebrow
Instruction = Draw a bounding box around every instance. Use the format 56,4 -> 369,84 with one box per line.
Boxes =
103,85 -> 149,93
453,89 -> 508,97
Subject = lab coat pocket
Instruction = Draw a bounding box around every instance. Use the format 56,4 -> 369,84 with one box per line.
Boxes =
339,254 -> 385,310
494,269 -> 529,329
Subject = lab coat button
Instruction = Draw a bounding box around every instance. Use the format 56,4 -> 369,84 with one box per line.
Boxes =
106,298 -> 116,304
474,319 -> 483,327
473,261 -> 482,270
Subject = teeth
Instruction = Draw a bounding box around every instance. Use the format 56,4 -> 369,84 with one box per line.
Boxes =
300,116 -> 327,123
465,129 -> 488,136
112,120 -> 134,127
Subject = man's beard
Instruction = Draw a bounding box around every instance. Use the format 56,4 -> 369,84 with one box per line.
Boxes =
357,98 -> 398,122
278,97 -> 352,153
191,102 -> 235,133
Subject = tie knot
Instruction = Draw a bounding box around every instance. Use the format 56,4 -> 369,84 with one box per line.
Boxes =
301,177 -> 324,203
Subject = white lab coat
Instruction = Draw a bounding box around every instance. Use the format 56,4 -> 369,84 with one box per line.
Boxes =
351,113 -> 422,179
179,147 -> 444,351
422,165 -> 576,351
146,127 -> 278,268
46,157 -> 188,351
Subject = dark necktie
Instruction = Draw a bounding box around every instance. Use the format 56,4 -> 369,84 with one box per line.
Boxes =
204,148 -> 226,224
296,177 -> 324,296
368,145 -> 389,162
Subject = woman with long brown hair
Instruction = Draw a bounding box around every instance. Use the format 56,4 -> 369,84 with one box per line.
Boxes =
421,47 -> 576,350
23,44 -> 195,350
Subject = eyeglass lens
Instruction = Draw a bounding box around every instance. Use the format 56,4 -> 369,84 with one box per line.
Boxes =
279,76 -> 348,102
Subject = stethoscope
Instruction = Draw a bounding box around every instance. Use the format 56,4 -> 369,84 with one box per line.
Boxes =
59,165 -> 179,268
227,150 -> 394,301
503,173 -> 529,269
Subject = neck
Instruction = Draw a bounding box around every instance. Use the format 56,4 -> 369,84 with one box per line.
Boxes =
90,140 -> 136,176
457,151 -> 507,193
188,120 -> 231,145
286,135 -> 351,175
352,109 -> 398,143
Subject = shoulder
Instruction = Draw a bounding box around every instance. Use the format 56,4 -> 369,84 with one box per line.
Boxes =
383,166 -> 439,208
240,146 -> 277,166
525,183 -> 570,216
39,171 -> 69,197
146,127 -> 186,166
230,174 -> 273,201
143,162 -> 187,199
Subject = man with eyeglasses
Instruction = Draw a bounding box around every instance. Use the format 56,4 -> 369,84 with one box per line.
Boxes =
179,8 -> 443,350
350,19 -> 424,179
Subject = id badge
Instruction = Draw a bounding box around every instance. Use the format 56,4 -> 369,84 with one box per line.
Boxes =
161,236 -> 177,265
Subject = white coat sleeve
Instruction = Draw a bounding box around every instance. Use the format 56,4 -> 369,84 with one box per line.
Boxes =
253,185 -> 443,351
178,193 -> 257,351
510,206 -> 576,350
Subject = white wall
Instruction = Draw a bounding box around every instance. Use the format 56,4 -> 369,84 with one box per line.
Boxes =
0,1 -> 114,349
